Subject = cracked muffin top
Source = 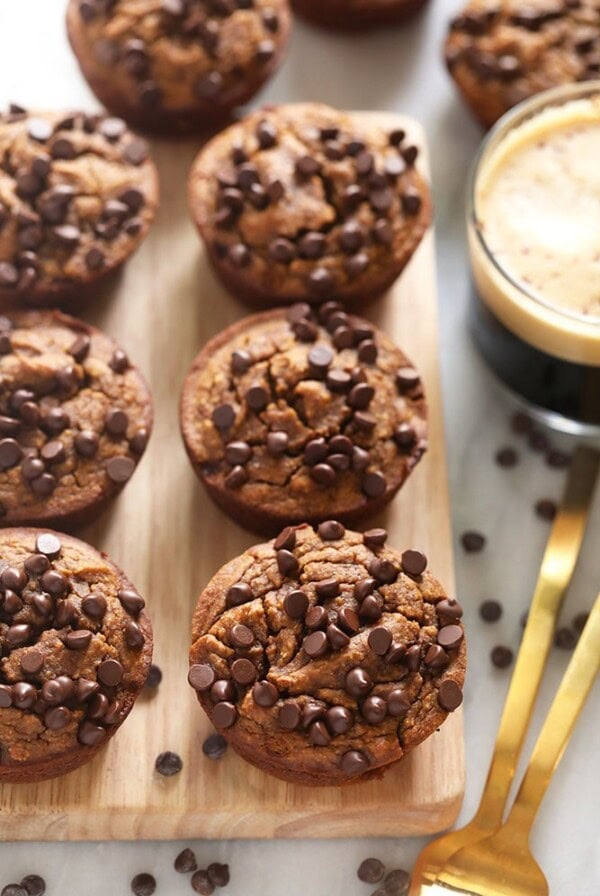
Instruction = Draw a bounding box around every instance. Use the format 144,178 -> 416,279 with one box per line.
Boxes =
189,523 -> 465,785
445,0 -> 600,128
180,303 -> 427,535
0,528 -> 152,781
66,0 -> 292,133
0,105 -> 157,305
0,310 -> 152,528
188,103 -> 432,307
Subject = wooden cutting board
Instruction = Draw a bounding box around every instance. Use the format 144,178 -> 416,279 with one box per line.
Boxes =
0,113 -> 464,840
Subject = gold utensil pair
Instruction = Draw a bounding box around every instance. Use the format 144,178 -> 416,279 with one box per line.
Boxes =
409,445 -> 600,896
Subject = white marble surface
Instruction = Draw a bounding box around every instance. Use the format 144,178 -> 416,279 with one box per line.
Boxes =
0,2 -> 598,893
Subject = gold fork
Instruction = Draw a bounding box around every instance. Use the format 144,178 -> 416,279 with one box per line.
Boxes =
409,444 -> 600,894
423,589 -> 600,896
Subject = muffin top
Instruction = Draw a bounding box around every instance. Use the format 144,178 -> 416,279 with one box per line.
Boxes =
68,0 -> 291,115
0,310 -> 152,527
0,105 -> 157,300
445,0 -> 600,127
189,523 -> 465,785
0,528 -> 152,770
189,103 -> 432,303
180,303 -> 427,530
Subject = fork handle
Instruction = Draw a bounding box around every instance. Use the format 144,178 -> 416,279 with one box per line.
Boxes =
474,445 -> 599,831
504,592 -> 600,835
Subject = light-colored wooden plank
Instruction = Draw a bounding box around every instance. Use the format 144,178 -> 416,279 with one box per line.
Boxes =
0,113 -> 464,840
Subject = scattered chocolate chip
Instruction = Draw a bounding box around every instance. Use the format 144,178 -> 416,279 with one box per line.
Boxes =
555,627 -> 577,650
174,848 -> 198,874
384,868 -> 411,895
191,870 -> 214,895
491,645 -> 513,669
20,876 -> 46,896
202,733 -> 228,759
207,863 -> 230,888
535,499 -> 557,521
131,873 -> 156,896
145,664 -> 162,689
460,531 -> 486,553
480,600 -> 502,622
155,750 -> 183,777
495,446 -> 518,468
438,679 -> 463,710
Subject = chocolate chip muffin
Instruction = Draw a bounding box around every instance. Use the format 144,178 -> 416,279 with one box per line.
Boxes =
0,528 -> 152,782
189,523 -> 465,786
188,103 -> 432,307
180,304 -> 427,536
293,0 -> 428,31
0,105 -> 158,305
0,310 -> 152,528
66,0 -> 292,135
444,0 -> 600,128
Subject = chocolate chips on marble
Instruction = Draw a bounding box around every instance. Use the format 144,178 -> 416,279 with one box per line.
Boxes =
212,117 -> 421,289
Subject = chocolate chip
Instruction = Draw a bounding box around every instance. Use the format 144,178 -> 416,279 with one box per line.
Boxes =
546,449 -> 571,469
362,529 -> 387,551
308,344 -> 333,372
231,657 -> 256,685
313,521 -> 342,545
44,706 -> 71,730
226,582 -> 253,607
210,680 -> 236,703
315,578 -> 340,599
491,645 -> 513,669
461,531 -> 486,553
40,569 -> 67,597
245,384 -> 269,412
207,864 -> 230,888
555,627 -> 577,650
188,664 -> 216,692
110,349 -> 129,373
34,532 -> 61,559
131,873 -> 156,896
362,471 -> 387,498
357,340 -> 378,364
155,751 -> 183,777
97,659 -> 123,686
212,701 -> 237,728
174,848 -> 197,874
345,667 -> 372,698
12,682 -> 37,709
20,649 -> 44,675
387,687 -> 410,718
106,408 -> 129,437
535,499 -> 557,521
438,679 -> 463,711
284,589 -> 309,618
384,868 -> 411,895
252,680 -> 278,707
338,606 -> 360,634
278,701 -> 301,729
105,456 -> 136,483
400,549 -> 427,578
202,733 -> 228,759
303,630 -> 328,658
78,720 -> 106,746
357,858 -> 385,884
0,438 -> 22,470
191,870 -> 214,895
495,446 -> 518,468
145,664 -> 162,689
123,138 -> 149,166
118,589 -> 145,615
368,626 -> 392,656
305,605 -> 328,630
20,876 -> 46,896
437,624 -> 463,650
405,644 -> 421,672
224,465 -> 247,488
269,237 -> 295,263
480,600 -> 502,622
327,623 -> 350,650
362,694 -> 387,724
0,685 -> 13,708
368,557 -> 398,584
304,438 -> 328,466
340,749 -> 369,776
307,267 -> 335,295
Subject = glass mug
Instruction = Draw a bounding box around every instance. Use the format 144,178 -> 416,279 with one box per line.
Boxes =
467,82 -> 600,439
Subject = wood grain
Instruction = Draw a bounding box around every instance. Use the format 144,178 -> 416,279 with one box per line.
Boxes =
0,113 -> 464,840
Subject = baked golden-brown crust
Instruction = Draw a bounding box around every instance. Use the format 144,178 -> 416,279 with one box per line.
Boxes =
180,305 -> 427,536
188,103 -> 432,308
0,528 -> 152,782
0,106 -> 157,305
444,0 -> 600,128
189,523 -> 466,786
293,0 -> 428,31
0,310 -> 152,529
66,0 -> 292,134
